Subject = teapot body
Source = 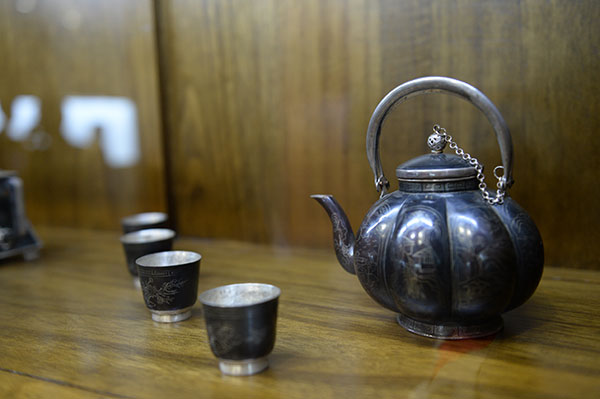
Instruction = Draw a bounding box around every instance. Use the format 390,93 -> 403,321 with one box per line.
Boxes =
353,186 -> 543,338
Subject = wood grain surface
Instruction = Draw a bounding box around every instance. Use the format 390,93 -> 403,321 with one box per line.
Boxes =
156,0 -> 600,268
0,226 -> 598,398
0,0 -> 166,229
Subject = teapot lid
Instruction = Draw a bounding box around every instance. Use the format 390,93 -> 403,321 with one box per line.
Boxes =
395,153 -> 476,181
395,129 -> 477,182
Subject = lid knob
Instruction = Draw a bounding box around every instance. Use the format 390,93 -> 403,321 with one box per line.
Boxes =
427,132 -> 446,153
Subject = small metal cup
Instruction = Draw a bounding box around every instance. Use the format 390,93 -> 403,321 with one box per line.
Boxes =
136,250 -> 201,323
199,283 -> 281,376
121,212 -> 169,234
120,228 -> 175,288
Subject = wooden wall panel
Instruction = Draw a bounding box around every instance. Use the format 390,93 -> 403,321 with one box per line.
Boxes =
158,0 -> 600,268
2,1 -> 598,269
0,0 -> 166,229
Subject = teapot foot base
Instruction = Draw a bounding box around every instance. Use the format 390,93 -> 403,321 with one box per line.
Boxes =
397,314 -> 503,340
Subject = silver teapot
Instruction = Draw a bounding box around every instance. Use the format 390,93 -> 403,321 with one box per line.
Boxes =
312,76 -> 543,339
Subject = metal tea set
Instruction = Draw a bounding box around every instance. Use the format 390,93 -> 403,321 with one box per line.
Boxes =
4,76 -> 544,377
119,211 -> 280,377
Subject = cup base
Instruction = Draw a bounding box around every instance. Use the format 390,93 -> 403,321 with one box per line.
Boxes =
218,357 -> 269,376
150,308 -> 192,323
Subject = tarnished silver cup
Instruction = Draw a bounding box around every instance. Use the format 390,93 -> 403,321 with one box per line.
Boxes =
121,212 -> 169,234
120,228 -> 175,289
199,283 -> 281,376
136,251 -> 201,323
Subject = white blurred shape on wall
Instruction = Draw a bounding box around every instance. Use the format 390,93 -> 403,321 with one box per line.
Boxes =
60,96 -> 140,168
6,95 -> 41,141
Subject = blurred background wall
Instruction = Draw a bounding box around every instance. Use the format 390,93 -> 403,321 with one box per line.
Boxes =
1,0 -> 598,268
0,0 -> 166,228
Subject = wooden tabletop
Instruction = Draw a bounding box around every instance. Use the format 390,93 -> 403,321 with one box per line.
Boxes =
0,226 -> 598,398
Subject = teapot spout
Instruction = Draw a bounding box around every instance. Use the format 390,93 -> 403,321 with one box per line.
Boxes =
311,195 -> 356,274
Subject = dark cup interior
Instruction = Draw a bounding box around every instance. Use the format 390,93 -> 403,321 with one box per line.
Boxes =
199,283 -> 280,361
121,212 -> 169,234
120,229 -> 175,276
136,251 -> 201,311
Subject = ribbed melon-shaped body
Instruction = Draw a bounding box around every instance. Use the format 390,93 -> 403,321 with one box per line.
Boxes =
353,189 -> 543,339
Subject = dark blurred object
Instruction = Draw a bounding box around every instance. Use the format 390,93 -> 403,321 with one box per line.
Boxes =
0,171 -> 42,261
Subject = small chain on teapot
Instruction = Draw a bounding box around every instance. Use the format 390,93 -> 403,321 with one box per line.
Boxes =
431,125 -> 506,205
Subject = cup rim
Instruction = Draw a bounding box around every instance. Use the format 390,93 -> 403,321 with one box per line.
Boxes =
120,228 -> 175,244
198,283 -> 281,308
121,212 -> 168,226
136,250 -> 202,267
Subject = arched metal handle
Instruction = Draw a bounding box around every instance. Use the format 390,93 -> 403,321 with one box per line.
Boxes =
366,76 -> 514,196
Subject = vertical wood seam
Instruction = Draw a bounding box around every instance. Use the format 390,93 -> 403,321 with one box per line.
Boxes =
152,0 -> 177,231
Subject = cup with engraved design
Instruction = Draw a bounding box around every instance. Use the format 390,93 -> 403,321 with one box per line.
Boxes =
199,283 -> 281,376
136,250 -> 201,323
